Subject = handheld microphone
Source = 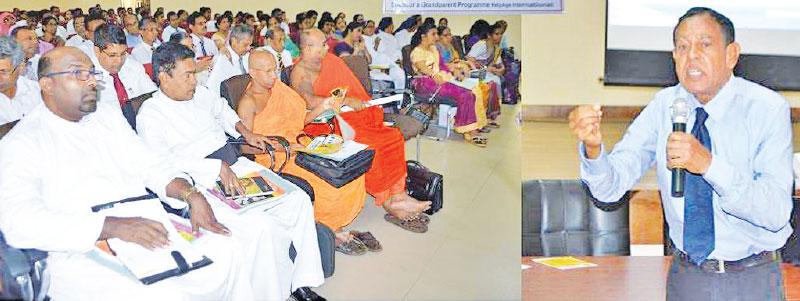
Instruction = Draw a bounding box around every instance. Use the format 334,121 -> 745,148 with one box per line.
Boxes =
671,98 -> 689,197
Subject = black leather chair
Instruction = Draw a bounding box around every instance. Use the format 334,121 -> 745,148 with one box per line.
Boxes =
1,231 -> 49,301
451,35 -> 466,60
220,74 -> 252,111
522,180 -> 631,256
399,44 -> 457,108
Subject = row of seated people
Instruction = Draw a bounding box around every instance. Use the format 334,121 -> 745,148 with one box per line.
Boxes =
0,17 -> 451,301
3,5 -> 516,147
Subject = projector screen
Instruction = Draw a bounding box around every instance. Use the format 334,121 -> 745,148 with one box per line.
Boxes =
604,0 -> 800,90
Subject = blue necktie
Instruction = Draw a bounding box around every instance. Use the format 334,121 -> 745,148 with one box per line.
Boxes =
683,107 -> 715,265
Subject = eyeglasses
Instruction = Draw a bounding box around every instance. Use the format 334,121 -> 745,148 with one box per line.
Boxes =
102,48 -> 128,59
0,66 -> 19,77
42,69 -> 102,81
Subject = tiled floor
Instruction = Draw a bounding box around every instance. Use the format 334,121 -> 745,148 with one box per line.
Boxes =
315,105 -> 521,301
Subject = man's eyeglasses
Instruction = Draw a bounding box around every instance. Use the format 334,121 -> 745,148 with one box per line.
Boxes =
42,69 -> 102,81
0,65 -> 19,77
102,49 -> 128,59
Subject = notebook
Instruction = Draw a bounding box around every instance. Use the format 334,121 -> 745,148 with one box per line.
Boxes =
532,256 -> 598,270
99,199 -> 213,285
208,170 -> 287,213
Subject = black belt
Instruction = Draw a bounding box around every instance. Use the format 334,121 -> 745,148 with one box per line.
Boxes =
674,249 -> 780,273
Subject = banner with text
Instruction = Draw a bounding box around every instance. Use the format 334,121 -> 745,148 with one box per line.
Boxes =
383,0 -> 563,14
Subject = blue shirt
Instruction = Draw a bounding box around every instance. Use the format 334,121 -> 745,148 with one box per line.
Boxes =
580,76 -> 794,261
126,33 -> 143,48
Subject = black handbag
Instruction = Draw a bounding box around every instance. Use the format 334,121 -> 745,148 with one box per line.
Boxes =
405,160 -> 443,215
295,150 -> 375,188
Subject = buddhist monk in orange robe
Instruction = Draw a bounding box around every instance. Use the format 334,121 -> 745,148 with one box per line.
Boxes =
290,29 -> 431,228
238,51 -> 368,246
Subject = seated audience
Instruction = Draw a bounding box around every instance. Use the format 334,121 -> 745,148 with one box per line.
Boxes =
332,16 -> 346,40
90,24 -> 155,120
0,37 -> 41,125
0,46 -> 282,301
206,24 -> 252,96
39,16 -> 65,50
465,19 -> 490,50
393,15 -> 421,47
466,23 -> 506,103
409,23 -> 489,147
135,42 -> 325,300
161,11 -> 186,42
292,29 -> 432,232
211,14 -> 233,51
130,17 -> 161,64
238,50 -> 372,255
188,12 -> 219,61
11,27 -> 41,81
258,27 -> 293,78
375,17 -> 401,63
438,26 -> 501,126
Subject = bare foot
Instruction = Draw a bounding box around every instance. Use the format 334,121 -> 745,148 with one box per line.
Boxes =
334,231 -> 353,246
383,193 -> 431,220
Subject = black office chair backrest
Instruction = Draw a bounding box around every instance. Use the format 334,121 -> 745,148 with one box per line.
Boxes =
1,231 -> 49,301
220,74 -> 253,111
121,91 -> 156,131
400,45 -> 415,80
522,179 -> 631,256
451,35 -> 465,60
341,55 -> 372,95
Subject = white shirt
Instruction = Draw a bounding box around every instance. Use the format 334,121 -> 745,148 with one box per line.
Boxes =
279,22 -> 290,37
161,25 -> 186,43
394,29 -> 413,48
94,56 -> 157,111
257,45 -> 292,77
66,19 -> 76,36
206,20 -> 218,33
0,101 -> 185,253
65,34 -> 94,58
22,54 -> 41,81
376,31 -> 401,62
130,40 -> 161,65
191,34 -> 218,58
205,45 -> 249,97
467,40 -> 500,65
136,86 -> 241,183
56,25 -> 68,41
0,77 -> 42,125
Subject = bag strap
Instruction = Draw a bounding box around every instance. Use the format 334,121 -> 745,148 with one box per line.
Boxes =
91,193 -> 159,213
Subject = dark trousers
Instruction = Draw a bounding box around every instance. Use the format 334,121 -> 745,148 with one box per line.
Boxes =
667,256 -> 785,301
206,142 -> 240,166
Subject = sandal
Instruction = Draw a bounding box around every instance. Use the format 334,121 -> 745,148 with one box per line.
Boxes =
464,134 -> 487,148
487,121 -> 500,129
478,127 -> 491,134
384,214 -> 428,233
335,237 -> 368,255
350,231 -> 382,252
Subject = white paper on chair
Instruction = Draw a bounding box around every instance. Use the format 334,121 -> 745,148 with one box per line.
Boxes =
340,94 -> 403,112
314,140 -> 368,162
103,200 -> 210,282
448,78 -> 480,90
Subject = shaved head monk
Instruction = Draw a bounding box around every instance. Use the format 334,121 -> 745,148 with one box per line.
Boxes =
239,50 -> 373,255
291,29 -> 431,233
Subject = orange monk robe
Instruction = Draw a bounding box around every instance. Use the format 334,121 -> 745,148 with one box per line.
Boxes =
303,52 -> 407,206
252,81 -> 367,231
